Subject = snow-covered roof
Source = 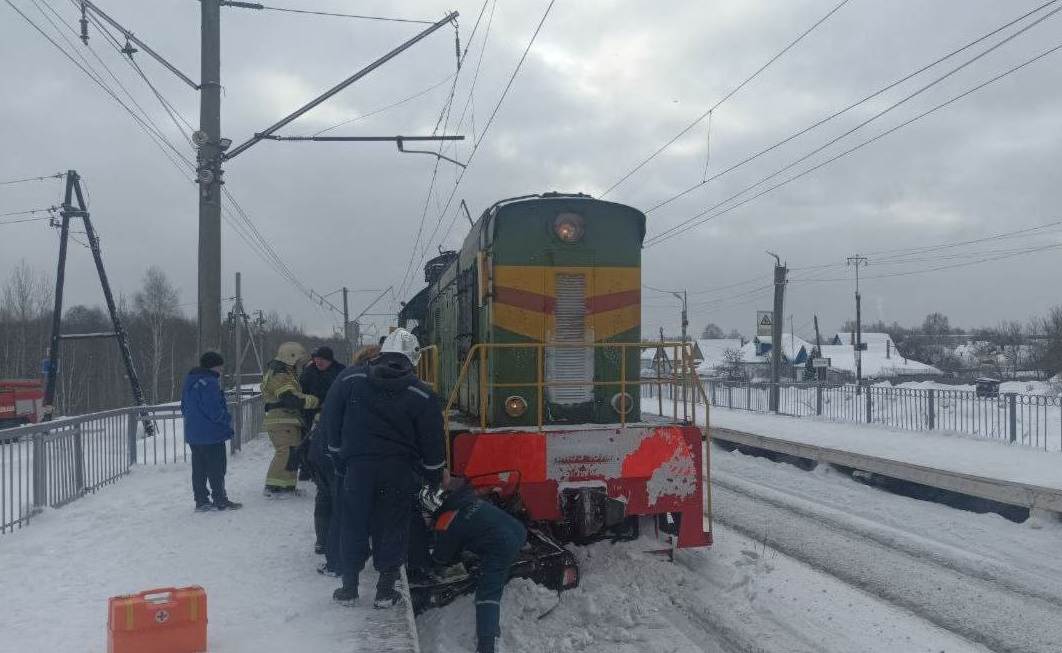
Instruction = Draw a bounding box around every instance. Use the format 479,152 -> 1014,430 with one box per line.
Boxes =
818,344 -> 942,377
693,339 -> 744,375
693,339 -> 743,364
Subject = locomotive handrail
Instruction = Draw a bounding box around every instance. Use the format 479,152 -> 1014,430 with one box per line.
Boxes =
440,340 -> 707,468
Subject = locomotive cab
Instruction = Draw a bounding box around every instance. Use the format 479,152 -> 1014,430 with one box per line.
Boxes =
399,193 -> 712,550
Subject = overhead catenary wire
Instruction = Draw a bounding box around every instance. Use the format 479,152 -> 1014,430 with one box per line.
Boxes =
394,0 -> 495,299
311,72 -> 458,137
601,0 -> 852,198
642,0 -> 1062,216
419,0 -> 557,287
644,37 -> 1062,248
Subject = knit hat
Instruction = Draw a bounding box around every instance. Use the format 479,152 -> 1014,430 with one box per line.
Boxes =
310,346 -> 335,362
199,351 -> 224,369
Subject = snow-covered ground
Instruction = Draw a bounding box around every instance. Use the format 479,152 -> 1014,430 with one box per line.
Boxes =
0,438 -> 413,653
5,423 -> 1062,652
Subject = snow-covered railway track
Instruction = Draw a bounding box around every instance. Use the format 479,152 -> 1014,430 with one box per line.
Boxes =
712,472 -> 1062,653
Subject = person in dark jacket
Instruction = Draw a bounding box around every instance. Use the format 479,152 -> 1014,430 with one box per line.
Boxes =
308,346 -> 374,573
322,329 -> 447,607
299,345 -> 346,557
300,345 -> 346,422
180,352 -> 241,511
428,480 -> 526,653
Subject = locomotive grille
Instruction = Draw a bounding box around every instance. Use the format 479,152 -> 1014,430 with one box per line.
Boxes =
547,273 -> 593,404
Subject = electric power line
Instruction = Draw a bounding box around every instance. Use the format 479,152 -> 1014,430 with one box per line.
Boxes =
642,0 -> 1062,216
644,38 -> 1062,248
0,172 -> 64,186
601,0 -> 852,198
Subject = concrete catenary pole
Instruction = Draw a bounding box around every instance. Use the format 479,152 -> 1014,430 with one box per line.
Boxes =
768,252 -> 787,412
342,286 -> 351,360
197,0 -> 223,354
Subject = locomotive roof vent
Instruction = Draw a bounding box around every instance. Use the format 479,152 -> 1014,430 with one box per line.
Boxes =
424,250 -> 458,283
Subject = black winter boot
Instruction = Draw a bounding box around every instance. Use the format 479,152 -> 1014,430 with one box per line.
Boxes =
373,568 -> 401,609
332,576 -> 358,605
476,636 -> 497,653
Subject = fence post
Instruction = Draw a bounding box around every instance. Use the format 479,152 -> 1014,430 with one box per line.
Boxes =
1007,393 -> 1017,443
72,425 -> 85,495
126,411 -> 138,466
32,433 -> 47,509
727,385 -> 733,409
865,389 -> 873,424
927,389 -> 935,430
816,385 -> 823,416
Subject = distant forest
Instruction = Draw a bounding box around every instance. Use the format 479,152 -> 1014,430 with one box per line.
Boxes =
0,260 -> 349,416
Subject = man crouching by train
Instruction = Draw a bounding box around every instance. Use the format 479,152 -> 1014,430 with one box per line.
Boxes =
423,478 -> 527,653
322,328 -> 447,608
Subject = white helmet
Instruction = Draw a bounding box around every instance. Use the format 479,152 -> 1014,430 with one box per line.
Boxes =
381,328 -> 421,365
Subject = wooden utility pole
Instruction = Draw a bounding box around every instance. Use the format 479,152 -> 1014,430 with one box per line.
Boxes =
814,314 -> 824,383
768,252 -> 787,412
43,171 -> 153,436
847,255 -> 869,390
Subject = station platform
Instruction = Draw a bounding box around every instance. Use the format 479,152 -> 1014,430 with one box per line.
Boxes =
705,408 -> 1062,515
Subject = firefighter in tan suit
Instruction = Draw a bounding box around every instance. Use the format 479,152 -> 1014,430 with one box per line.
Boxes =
262,342 -> 318,496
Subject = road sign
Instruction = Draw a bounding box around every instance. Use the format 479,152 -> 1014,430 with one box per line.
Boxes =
855,342 -> 868,351
756,311 -> 773,337
812,357 -> 831,368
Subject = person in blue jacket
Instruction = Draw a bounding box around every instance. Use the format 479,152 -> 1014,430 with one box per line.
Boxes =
322,329 -> 447,608
180,351 -> 242,511
428,479 -> 526,653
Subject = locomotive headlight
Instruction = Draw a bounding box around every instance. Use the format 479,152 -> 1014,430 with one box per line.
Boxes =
504,395 -> 528,418
611,392 -> 633,415
553,212 -> 584,243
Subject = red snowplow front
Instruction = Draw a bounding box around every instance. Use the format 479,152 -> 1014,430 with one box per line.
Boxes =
452,423 -> 712,549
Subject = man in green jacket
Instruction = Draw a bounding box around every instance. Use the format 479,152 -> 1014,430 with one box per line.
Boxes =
262,341 -> 318,496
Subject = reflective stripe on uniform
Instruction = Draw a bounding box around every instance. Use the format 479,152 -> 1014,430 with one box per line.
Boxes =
407,385 -> 429,399
434,510 -> 457,531
422,460 -> 445,470
475,600 -> 501,606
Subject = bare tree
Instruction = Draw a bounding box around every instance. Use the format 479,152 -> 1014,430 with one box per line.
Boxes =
721,347 -> 747,381
1,260 -> 52,378
133,266 -> 180,403
700,323 -> 724,339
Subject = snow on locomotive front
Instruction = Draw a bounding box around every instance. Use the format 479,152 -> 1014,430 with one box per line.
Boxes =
400,193 -> 712,549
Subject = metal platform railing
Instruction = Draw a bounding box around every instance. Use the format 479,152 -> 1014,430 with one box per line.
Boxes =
0,394 -> 264,534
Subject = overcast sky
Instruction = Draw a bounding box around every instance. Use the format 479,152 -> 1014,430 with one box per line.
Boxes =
2,0 -> 1061,343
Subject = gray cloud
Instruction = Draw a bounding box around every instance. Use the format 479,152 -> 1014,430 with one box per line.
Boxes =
2,0 -> 1060,343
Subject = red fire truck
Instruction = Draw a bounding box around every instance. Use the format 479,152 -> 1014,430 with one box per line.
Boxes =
0,379 -> 45,428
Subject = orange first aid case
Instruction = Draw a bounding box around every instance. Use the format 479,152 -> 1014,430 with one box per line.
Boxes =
107,586 -> 208,653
